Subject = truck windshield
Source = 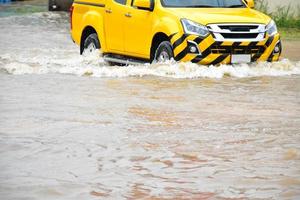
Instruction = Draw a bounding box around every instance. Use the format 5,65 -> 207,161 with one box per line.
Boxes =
161,0 -> 246,8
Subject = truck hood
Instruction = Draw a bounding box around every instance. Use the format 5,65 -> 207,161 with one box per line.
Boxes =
168,8 -> 271,25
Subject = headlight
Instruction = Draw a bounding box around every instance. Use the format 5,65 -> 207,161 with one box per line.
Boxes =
181,19 -> 209,37
266,20 -> 278,36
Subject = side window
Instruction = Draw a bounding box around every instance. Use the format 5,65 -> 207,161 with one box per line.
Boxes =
114,0 -> 127,5
131,0 -> 153,7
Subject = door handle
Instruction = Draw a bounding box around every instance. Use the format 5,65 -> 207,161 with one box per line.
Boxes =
125,13 -> 132,18
105,9 -> 112,14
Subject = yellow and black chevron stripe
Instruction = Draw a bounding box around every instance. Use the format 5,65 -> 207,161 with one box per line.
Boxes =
169,33 -> 281,65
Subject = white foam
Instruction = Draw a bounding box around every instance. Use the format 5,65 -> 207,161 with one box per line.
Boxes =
1,51 -> 300,79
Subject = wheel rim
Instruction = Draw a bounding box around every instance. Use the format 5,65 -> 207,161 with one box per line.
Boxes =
86,42 -> 96,53
157,50 -> 170,62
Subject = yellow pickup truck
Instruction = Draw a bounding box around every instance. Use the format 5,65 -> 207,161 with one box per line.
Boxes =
70,0 -> 282,65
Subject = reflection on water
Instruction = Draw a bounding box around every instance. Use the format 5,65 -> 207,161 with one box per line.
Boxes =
0,4 -> 300,200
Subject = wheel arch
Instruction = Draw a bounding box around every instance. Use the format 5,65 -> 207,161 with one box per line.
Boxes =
79,11 -> 105,54
150,32 -> 171,62
150,17 -> 182,61
80,26 -> 98,54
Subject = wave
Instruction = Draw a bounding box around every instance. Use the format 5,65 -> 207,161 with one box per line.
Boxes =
1,51 -> 300,79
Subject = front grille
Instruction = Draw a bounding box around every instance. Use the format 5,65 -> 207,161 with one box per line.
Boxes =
220,33 -> 259,39
218,25 -> 259,32
208,24 -> 266,41
210,45 -> 266,54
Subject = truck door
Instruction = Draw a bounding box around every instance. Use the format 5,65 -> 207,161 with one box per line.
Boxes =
124,0 -> 153,57
104,0 -> 128,52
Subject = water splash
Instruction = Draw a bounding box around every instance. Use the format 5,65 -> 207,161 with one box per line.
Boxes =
1,51 -> 300,79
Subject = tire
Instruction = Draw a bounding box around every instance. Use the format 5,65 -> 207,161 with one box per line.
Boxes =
153,41 -> 174,63
83,33 -> 101,54
48,0 -> 56,11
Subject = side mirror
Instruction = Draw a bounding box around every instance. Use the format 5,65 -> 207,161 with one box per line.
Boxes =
133,0 -> 153,11
245,0 -> 255,9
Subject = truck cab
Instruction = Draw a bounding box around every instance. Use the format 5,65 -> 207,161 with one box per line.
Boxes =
70,0 -> 282,65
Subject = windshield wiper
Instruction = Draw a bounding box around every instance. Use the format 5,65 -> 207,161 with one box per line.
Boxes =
184,5 -> 216,8
226,5 -> 245,8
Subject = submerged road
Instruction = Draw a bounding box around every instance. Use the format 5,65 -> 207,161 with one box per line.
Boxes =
1,73 -> 300,199
0,2 -> 300,200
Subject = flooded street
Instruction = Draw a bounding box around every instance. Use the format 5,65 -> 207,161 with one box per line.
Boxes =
1,2 -> 300,200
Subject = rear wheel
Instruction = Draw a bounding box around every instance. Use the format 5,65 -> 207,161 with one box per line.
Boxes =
83,33 -> 100,54
153,41 -> 174,63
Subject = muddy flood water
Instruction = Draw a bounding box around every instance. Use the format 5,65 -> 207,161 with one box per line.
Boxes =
1,2 -> 300,200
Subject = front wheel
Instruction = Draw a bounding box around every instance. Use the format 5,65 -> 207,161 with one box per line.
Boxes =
153,41 -> 174,63
83,33 -> 100,54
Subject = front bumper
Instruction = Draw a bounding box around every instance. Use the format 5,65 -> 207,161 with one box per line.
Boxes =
170,33 -> 281,65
